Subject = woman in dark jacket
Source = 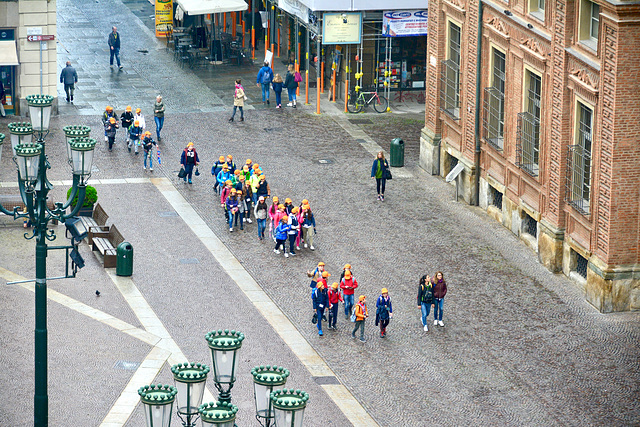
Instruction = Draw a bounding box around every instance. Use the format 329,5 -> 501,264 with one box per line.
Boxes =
284,65 -> 298,108
375,288 -> 393,338
371,151 -> 390,201
180,142 -> 199,184
432,271 -> 448,327
417,275 -> 434,331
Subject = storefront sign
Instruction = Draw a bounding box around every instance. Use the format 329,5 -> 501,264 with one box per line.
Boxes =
382,10 -> 429,37
278,0 -> 309,24
155,0 -> 173,37
323,12 -> 362,45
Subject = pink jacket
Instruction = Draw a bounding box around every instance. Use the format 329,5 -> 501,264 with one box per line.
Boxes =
220,187 -> 231,205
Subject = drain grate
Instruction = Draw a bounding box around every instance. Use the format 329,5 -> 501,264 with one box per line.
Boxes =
157,211 -> 179,217
318,159 -> 334,165
113,360 -> 140,371
263,127 -> 283,132
180,258 -> 200,264
313,376 -> 340,385
348,119 -> 373,125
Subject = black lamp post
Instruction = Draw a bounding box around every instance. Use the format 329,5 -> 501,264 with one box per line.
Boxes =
0,94 -> 96,427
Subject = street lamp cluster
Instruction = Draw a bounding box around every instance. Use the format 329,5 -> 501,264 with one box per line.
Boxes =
138,329 -> 309,427
0,94 -> 97,427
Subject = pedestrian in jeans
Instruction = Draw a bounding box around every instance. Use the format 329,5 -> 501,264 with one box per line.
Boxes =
226,189 -> 239,232
371,150 -> 390,201
59,61 -> 78,102
235,189 -> 246,230
104,117 -> 118,152
287,207 -> 300,256
274,215 -> 290,255
351,295 -> 368,342
417,275 -> 434,331
108,26 -> 122,69
254,196 -> 268,240
375,288 -> 393,338
142,131 -> 156,171
327,282 -> 343,330
128,120 -> 143,154
432,271 -> 448,327
312,282 -> 329,336
307,261 -> 325,292
284,64 -> 298,108
211,156 -> 226,194
300,204 -> 316,250
340,270 -> 358,317
102,106 -> 116,142
229,79 -> 245,122
272,74 -> 283,108
153,95 -> 165,140
256,62 -> 273,105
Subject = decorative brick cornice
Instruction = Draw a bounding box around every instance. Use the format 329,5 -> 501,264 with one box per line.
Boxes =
569,68 -> 599,93
485,17 -> 509,38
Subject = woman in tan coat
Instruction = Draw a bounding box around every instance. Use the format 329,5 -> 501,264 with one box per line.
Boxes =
229,78 -> 245,122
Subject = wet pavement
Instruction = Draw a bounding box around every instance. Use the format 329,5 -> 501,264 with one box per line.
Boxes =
0,0 -> 639,425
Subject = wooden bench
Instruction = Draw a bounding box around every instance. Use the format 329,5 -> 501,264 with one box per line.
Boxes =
79,203 -> 109,244
0,194 -> 58,224
91,224 -> 124,268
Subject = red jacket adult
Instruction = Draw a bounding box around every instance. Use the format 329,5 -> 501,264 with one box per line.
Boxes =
328,288 -> 343,305
432,278 -> 447,299
340,277 -> 358,295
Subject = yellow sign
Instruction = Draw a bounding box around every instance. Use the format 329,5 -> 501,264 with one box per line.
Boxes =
155,0 -> 173,37
323,13 -> 362,45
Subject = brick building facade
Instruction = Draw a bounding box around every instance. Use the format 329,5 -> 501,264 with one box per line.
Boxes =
419,0 -> 640,312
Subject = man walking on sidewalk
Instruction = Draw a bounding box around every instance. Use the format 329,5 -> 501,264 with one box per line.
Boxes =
108,26 -> 123,69
256,62 -> 273,105
59,61 -> 78,102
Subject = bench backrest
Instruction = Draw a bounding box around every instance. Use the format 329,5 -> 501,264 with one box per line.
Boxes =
108,224 -> 125,247
0,194 -> 55,211
93,203 -> 109,226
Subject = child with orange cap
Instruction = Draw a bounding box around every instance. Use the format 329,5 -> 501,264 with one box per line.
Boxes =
274,215 -> 290,256
267,196 -> 279,241
312,281 -> 329,336
104,117 -> 119,151
220,179 -> 234,221
128,120 -> 143,154
133,107 -> 145,130
225,189 -> 239,232
225,155 -> 236,173
211,156 -> 226,194
102,105 -> 116,142
142,131 -> 156,170
287,207 -> 300,255
254,196 -> 269,240
120,106 -> 134,145
327,282 -> 344,330
340,269 -> 358,318
273,204 -> 286,242
300,203 -> 316,250
352,295 -> 368,342
375,288 -> 393,338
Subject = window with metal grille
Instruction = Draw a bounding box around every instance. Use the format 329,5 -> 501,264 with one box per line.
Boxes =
576,253 -> 588,278
440,22 -> 461,120
483,49 -> 506,150
449,155 -> 459,172
523,212 -> 537,237
516,71 -> 542,176
566,102 -> 593,215
490,186 -> 503,209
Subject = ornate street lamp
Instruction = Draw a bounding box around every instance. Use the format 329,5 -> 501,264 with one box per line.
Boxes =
63,125 -> 90,164
27,94 -> 53,135
198,401 -> 238,427
7,122 -> 33,156
251,365 -> 290,427
270,389 -> 309,427
68,137 -> 97,183
171,362 -> 210,427
0,93 -> 96,427
138,384 -> 178,427
205,329 -> 245,403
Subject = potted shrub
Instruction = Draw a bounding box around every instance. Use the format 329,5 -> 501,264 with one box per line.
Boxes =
67,185 -> 97,217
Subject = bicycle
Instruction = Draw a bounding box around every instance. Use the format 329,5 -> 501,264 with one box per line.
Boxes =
347,88 -> 389,113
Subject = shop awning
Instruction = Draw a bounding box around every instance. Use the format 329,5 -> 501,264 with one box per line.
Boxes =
176,0 -> 248,15
0,40 -> 19,66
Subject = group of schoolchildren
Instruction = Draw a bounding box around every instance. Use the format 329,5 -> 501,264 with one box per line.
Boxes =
212,156 -> 318,257
101,105 -> 159,171
307,262 -> 393,341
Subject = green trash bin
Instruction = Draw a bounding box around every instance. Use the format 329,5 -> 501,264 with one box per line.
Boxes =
389,138 -> 405,167
116,242 -> 134,276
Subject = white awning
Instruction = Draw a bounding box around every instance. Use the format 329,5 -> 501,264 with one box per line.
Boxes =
176,0 -> 248,15
0,40 -> 19,66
